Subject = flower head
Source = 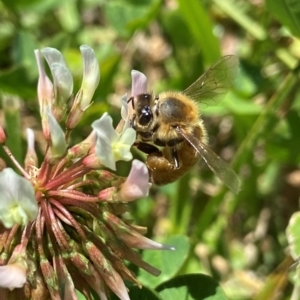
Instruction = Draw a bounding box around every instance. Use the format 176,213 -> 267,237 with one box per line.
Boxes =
0,46 -> 171,300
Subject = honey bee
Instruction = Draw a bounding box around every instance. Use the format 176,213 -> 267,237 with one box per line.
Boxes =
128,55 -> 240,194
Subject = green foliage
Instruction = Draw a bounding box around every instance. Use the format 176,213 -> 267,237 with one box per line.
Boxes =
266,0 -> 300,38
1,0 -> 300,299
104,0 -> 161,37
156,274 -> 227,300
138,235 -> 190,287
177,0 -> 221,64
287,212 -> 300,260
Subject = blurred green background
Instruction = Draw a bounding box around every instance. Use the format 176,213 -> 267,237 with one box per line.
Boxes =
1,0 -> 300,299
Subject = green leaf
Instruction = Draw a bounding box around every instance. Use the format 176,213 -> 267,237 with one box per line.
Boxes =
202,93 -> 261,116
97,53 -> 121,97
286,212 -> 300,260
56,0 -> 81,32
76,290 -> 87,300
104,0 -> 161,37
2,0 -> 70,12
12,31 -> 38,75
265,110 -> 300,164
156,273 -> 227,300
213,0 -> 267,40
0,66 -> 36,99
177,0 -> 221,64
266,0 -> 300,38
2,95 -> 23,163
1,0 -> 40,11
223,93 -> 261,115
160,10 -> 204,87
138,235 -> 190,288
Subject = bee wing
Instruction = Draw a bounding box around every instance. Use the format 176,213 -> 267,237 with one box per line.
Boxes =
183,55 -> 239,106
175,126 -> 240,194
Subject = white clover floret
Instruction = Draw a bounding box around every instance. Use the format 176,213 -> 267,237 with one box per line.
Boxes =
80,45 -> 100,110
92,113 -> 136,171
0,168 -> 38,228
47,108 -> 67,158
118,159 -> 150,201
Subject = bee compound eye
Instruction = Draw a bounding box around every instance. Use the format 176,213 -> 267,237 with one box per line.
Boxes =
139,106 -> 153,126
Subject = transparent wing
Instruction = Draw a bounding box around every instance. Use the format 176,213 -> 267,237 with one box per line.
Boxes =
183,55 -> 239,106
175,126 -> 240,194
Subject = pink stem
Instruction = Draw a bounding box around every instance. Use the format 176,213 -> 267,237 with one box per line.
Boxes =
45,202 -> 71,251
44,160 -> 89,190
48,190 -> 99,202
2,145 -> 29,179
57,198 -> 98,215
50,198 -> 87,240
67,179 -> 98,190
4,225 -> 19,253
51,157 -> 68,179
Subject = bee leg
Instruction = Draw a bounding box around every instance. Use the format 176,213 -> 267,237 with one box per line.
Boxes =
147,151 -> 174,171
136,142 -> 159,154
130,114 -> 136,128
127,96 -> 134,109
146,151 -> 177,185
171,148 -> 180,169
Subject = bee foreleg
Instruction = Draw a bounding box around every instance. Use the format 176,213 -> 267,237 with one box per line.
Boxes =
130,114 -> 136,128
136,142 -> 159,154
147,151 -> 174,172
127,96 -> 135,109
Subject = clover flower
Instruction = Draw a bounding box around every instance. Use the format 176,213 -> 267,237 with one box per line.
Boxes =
0,46 -> 173,300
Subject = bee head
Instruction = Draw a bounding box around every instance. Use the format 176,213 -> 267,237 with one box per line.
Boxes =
135,93 -> 153,127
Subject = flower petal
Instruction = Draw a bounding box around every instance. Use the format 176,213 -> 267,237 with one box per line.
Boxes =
34,49 -> 54,112
120,94 -> 132,131
47,109 -> 67,158
0,244 -> 27,290
92,113 -> 117,144
92,113 -> 118,170
50,62 -> 73,107
80,45 -> 100,110
41,47 -> 67,67
119,127 -> 136,146
0,264 -> 27,290
131,70 -> 147,96
118,160 -> 150,202
92,113 -> 136,170
112,128 -> 136,162
0,125 -> 6,144
120,94 -> 128,122
26,128 -> 35,152
25,128 -> 38,168
0,168 -> 38,228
